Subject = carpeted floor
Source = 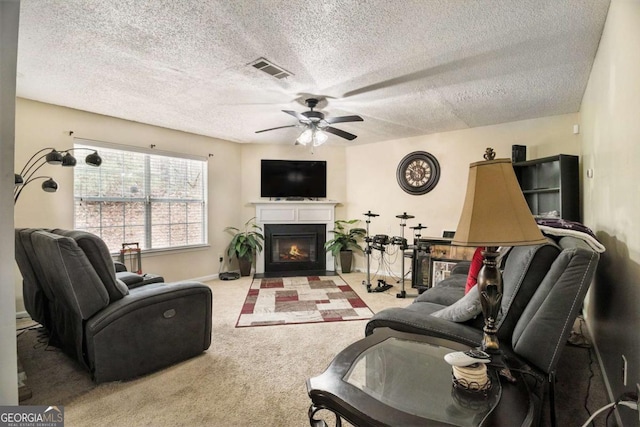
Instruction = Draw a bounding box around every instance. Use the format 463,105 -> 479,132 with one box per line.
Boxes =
544,326 -> 610,427
16,273 -> 610,427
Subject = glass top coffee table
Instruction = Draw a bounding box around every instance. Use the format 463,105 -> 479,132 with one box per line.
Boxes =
306,328 -> 537,427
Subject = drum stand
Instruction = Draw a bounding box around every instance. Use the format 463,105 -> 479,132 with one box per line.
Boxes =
361,211 -> 378,291
395,213 -> 417,298
370,234 -> 392,292
361,211 -> 393,293
409,223 -> 429,291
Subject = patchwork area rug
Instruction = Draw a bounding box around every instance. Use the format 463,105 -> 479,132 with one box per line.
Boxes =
236,276 -> 374,327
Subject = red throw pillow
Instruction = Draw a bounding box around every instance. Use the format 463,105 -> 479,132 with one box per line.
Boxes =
464,247 -> 485,294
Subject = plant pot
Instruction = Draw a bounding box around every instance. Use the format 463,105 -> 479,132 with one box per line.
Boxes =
339,250 -> 353,273
238,258 -> 252,276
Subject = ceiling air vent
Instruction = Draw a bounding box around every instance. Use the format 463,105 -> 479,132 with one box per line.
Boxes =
250,57 -> 292,79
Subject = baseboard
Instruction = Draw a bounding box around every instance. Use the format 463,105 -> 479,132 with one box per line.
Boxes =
584,314 -> 619,424
190,274 -> 219,283
16,311 -> 30,319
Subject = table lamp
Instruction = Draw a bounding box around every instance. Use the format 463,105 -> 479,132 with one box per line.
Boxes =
452,148 -> 546,351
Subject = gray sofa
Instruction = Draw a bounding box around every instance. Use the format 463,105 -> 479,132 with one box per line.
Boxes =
15,228 -> 212,383
366,236 -> 599,426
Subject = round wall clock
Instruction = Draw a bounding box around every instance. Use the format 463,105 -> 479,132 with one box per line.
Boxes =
396,151 -> 440,195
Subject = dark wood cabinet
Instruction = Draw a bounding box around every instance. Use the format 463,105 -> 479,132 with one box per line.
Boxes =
512,154 -> 580,222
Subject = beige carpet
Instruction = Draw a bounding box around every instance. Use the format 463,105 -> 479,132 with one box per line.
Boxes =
17,273 -> 411,427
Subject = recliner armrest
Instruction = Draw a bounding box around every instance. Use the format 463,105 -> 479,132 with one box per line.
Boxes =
115,271 -> 165,289
114,261 -> 128,273
365,304 -> 483,347
86,281 -> 211,334
116,271 -> 144,287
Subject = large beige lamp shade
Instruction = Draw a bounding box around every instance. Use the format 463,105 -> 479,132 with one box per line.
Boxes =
452,158 -> 546,247
452,155 -> 546,352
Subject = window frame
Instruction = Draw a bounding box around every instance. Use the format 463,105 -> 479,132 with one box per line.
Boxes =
73,138 -> 208,254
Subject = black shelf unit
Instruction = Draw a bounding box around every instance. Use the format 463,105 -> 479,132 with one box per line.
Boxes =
512,154 -> 580,222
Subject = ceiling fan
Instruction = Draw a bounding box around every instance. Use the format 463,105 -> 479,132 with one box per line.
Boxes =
255,98 -> 363,146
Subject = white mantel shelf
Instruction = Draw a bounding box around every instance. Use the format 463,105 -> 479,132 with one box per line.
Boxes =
252,201 -> 338,274
250,200 -> 339,204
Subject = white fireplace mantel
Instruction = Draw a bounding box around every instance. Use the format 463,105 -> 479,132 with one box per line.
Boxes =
252,200 -> 338,274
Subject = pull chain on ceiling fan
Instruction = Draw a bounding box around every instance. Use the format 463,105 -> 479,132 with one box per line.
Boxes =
255,98 -> 363,148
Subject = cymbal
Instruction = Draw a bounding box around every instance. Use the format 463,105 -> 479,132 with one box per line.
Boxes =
410,223 -> 428,230
396,212 -> 415,219
363,211 -> 380,217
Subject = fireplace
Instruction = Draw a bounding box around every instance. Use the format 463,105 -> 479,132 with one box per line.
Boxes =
254,201 -> 336,274
264,224 -> 326,273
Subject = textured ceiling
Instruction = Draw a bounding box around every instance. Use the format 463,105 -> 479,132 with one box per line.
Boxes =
16,0 -> 610,146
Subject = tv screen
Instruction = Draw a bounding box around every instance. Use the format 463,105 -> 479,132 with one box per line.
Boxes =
261,160 -> 327,198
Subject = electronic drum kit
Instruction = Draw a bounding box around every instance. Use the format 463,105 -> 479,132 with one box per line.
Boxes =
361,210 -> 430,298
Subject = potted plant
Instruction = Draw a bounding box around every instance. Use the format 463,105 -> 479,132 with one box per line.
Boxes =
324,219 -> 366,273
224,217 -> 264,276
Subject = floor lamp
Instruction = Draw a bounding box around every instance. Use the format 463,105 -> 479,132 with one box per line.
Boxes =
452,148 -> 547,352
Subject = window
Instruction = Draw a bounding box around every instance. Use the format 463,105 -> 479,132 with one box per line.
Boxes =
74,140 -> 207,253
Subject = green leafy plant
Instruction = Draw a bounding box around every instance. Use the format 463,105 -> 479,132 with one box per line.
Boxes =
224,217 -> 265,261
324,219 -> 366,256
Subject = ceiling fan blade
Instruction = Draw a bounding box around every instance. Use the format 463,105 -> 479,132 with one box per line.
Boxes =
324,126 -> 357,141
324,115 -> 364,125
255,125 -> 297,134
282,110 -> 310,122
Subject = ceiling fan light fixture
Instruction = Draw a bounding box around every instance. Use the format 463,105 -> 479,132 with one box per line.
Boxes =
296,129 -> 313,145
258,97 -> 363,147
296,128 -> 328,147
312,130 -> 328,146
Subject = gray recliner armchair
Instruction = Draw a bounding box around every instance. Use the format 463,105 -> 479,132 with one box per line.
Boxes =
366,236 -> 599,426
15,228 -> 212,383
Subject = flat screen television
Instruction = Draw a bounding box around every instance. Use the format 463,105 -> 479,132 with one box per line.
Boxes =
261,159 -> 327,198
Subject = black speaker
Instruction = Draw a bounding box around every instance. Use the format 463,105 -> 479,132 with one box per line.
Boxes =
512,145 -> 526,163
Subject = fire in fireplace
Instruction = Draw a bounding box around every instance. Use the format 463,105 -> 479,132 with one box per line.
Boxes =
279,241 -> 310,261
265,224 -> 326,273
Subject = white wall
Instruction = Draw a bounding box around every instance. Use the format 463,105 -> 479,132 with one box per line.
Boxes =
344,113 -> 581,273
14,98 -> 243,311
1,0 -> 20,405
580,1 -> 640,425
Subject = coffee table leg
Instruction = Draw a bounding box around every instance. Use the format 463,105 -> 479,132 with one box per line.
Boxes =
308,404 -> 343,427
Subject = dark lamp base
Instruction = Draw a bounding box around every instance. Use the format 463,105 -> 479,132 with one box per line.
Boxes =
478,246 -> 503,353
481,330 -> 500,353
